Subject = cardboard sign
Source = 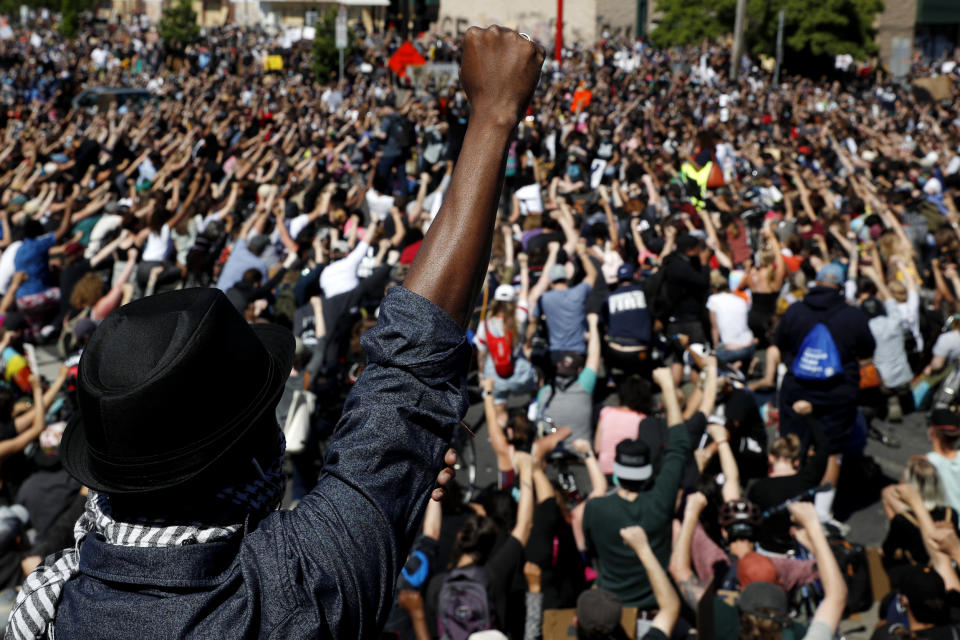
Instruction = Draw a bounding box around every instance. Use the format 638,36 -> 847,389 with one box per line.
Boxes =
542,607 -> 637,639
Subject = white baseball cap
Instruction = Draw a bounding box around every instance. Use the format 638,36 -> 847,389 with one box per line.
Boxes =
493,284 -> 517,303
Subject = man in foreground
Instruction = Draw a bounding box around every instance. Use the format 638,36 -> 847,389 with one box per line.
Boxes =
7,26 -> 544,640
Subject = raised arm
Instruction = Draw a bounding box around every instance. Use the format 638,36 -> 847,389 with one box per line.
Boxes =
669,491 -> 709,609
283,32 -> 544,638
14,365 -> 69,434
52,194 -> 75,242
706,422 -> 740,502
511,451 -> 535,545
598,185 -> 620,249
403,28 -> 544,326
698,356 -> 719,416
621,526 -> 680,637
528,242 -> 559,309
585,312 -> 601,373
481,377 -> 512,473
572,438 -> 608,498
0,375 -> 45,460
576,238 -> 598,288
653,366 -> 683,427
789,502 -> 847,633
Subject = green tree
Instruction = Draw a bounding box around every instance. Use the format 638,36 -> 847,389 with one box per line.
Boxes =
157,0 -> 200,51
649,0 -> 736,49
59,0 -> 78,38
651,0 -> 884,64
312,8 -> 355,82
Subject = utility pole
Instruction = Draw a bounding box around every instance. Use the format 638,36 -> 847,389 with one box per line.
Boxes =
555,0 -> 562,61
773,8 -> 785,86
729,0 -> 746,79
336,4 -> 346,80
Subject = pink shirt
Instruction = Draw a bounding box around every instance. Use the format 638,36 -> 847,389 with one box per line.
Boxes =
686,522 -> 817,591
596,406 -> 644,475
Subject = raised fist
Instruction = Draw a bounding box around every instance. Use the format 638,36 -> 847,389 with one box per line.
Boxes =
460,26 -> 545,130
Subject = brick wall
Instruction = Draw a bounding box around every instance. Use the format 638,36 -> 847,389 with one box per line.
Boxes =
875,0 -> 917,65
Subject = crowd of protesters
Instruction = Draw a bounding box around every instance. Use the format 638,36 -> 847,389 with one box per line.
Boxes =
0,11 -> 959,640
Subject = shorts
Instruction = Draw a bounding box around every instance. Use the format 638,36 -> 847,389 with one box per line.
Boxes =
484,355 -> 537,404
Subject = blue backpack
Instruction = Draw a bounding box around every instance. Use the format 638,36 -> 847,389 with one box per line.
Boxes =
791,322 -> 843,381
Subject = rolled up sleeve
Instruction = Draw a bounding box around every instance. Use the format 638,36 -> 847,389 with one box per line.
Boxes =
278,286 -> 470,638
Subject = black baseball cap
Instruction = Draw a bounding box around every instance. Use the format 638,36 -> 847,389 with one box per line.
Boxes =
901,566 -> 949,625
930,409 -> 960,435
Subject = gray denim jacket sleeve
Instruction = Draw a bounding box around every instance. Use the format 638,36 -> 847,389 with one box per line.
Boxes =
257,286 -> 470,638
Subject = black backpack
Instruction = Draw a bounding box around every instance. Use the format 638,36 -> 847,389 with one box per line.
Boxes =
392,115 -> 416,150
829,536 -> 872,614
436,566 -> 493,640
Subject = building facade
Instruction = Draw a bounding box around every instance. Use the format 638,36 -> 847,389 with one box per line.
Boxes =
876,0 -> 960,71
436,0 -> 639,46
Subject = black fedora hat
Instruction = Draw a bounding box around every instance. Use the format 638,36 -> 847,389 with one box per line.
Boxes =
60,288 -> 295,494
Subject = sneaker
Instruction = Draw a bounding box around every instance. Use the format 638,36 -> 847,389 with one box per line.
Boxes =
887,396 -> 903,423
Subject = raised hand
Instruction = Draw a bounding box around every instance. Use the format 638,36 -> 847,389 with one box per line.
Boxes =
459,26 -> 545,130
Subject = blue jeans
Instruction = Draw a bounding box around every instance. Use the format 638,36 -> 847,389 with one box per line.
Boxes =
715,344 -> 755,366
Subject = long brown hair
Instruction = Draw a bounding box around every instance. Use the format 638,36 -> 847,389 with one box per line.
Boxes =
738,613 -> 783,640
70,273 -> 104,309
490,300 -> 518,338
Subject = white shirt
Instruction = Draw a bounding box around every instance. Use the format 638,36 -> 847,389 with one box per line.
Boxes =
319,241 -> 370,299
365,190 -> 394,222
706,292 -> 754,347
142,224 -> 172,262
933,330 -> 960,365
868,299 -> 913,388
86,214 -> 123,259
288,214 -> 310,243
897,289 -> 923,352
0,241 -> 22,295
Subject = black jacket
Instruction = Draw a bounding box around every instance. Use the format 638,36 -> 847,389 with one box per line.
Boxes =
661,252 -> 709,323
775,285 -> 875,400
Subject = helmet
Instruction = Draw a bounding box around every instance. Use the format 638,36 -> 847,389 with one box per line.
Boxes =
719,499 -> 760,541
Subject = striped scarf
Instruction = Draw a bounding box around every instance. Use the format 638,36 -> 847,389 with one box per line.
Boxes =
5,446 -> 285,640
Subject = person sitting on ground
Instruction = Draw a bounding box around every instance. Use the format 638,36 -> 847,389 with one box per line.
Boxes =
537,312 -> 602,444
926,409 -> 960,514
882,455 -> 960,588
671,499 -> 846,640
707,269 -> 755,369
581,362 -> 716,637
594,375 -> 653,481
425,452 -> 535,639
745,400 -> 829,554
602,263 -> 653,378
529,238 -> 598,365
475,277 -> 536,428
482,372 -> 570,489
